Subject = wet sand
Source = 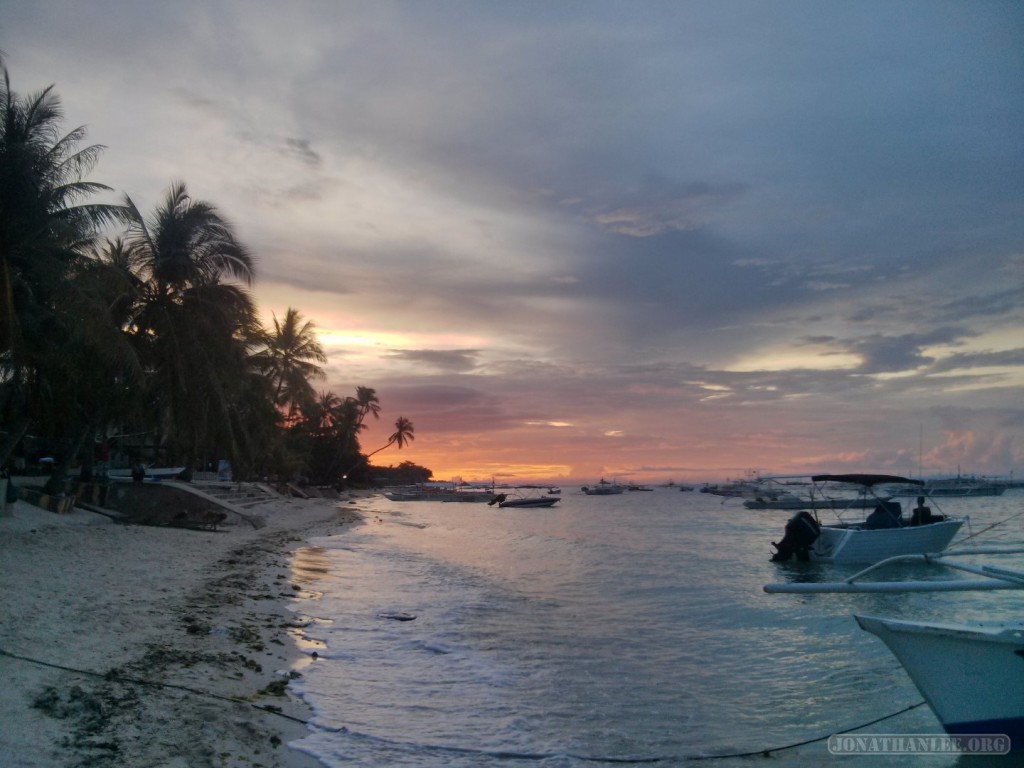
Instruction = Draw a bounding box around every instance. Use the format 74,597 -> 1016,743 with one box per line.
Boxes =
0,490 -> 367,767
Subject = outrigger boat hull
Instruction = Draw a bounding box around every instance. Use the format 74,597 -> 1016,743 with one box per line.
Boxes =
857,615 -> 1024,745
812,518 -> 965,563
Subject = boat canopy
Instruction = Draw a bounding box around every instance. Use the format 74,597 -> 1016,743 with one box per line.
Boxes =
810,473 -> 923,487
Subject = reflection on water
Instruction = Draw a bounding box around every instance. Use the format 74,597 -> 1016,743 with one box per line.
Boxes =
289,489 -> 1024,767
291,545 -> 332,583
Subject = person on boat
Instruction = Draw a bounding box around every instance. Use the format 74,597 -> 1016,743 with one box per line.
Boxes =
864,500 -> 903,529
911,496 -> 942,525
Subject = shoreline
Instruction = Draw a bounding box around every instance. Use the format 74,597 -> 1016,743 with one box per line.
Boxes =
0,491 -> 368,767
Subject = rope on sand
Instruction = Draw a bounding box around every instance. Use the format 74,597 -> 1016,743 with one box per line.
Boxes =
0,646 -> 308,725
1,645 -> 928,761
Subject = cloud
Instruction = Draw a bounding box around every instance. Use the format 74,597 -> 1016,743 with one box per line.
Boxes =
5,0 -> 1024,480
593,181 -> 747,237
383,349 -> 483,373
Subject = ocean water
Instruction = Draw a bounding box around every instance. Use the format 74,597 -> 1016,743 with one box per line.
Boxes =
287,488 -> 1024,767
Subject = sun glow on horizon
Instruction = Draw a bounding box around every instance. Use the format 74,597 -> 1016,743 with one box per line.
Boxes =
725,349 -> 861,373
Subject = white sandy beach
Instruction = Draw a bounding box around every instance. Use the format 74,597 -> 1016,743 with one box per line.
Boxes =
0,489 -> 365,768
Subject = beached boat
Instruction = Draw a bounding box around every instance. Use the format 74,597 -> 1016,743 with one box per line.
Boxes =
108,466 -> 186,482
768,474 -> 966,564
766,549 -> 1024,750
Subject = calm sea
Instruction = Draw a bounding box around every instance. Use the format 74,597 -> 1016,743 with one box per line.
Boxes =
286,487 -> 1024,767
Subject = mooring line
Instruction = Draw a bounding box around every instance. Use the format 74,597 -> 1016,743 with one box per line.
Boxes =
955,505 -> 1024,547
0,646 -> 308,725
2,645 -> 930,761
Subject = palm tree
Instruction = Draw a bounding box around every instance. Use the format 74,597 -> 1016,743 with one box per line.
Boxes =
40,238 -> 146,489
125,181 -> 258,474
353,386 -> 381,427
365,416 -> 415,460
0,62 -> 131,468
251,307 -> 326,423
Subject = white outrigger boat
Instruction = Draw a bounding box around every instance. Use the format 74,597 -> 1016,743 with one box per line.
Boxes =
768,474 -> 966,564
766,548 -> 1024,749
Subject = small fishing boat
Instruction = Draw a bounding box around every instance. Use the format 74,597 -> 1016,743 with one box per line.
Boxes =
766,549 -> 1024,750
768,474 -> 966,564
488,493 -> 560,509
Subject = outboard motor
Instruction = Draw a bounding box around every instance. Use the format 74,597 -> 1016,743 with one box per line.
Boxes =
771,510 -> 821,562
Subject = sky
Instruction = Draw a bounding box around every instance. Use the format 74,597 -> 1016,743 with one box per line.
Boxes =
4,1 -> 1023,484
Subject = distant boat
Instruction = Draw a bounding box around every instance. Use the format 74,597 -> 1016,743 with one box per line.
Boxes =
626,484 -> 654,492
490,493 -> 560,509
384,484 -> 494,502
744,496 -> 886,511
581,480 -> 625,495
742,477 -> 889,510
700,481 -> 758,497
769,474 -> 966,564
889,477 -> 1006,498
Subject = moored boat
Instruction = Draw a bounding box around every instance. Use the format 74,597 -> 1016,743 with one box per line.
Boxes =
889,478 -> 1007,498
743,495 -> 884,511
856,615 -> 1024,745
765,549 -> 1024,750
384,484 -> 495,502
768,474 -> 966,564
490,493 -> 560,509
581,480 -> 624,495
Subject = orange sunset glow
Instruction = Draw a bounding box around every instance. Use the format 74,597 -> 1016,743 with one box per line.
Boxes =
7,3 -> 1022,485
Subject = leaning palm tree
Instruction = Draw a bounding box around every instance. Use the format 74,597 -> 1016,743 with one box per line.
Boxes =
0,62 -> 131,467
335,414 -> 414,485
125,181 -> 258,474
365,416 -> 415,460
251,307 -> 326,423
